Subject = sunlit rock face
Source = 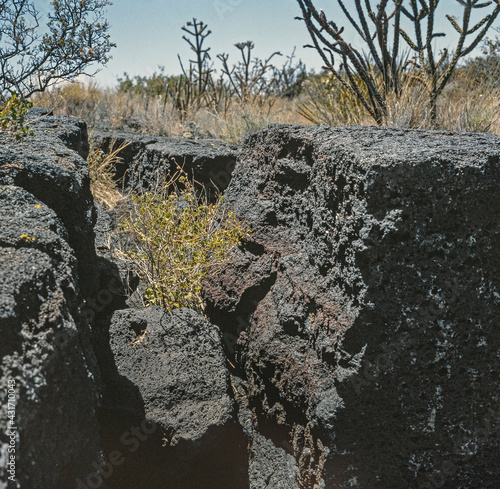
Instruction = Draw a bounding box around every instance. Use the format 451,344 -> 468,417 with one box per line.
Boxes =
204,124 -> 500,488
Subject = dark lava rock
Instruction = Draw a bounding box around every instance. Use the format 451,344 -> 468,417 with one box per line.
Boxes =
204,124 -> 500,488
27,107 -> 90,160
105,307 -> 248,489
92,128 -> 238,202
248,431 -> 299,489
0,186 -> 103,487
0,113 -> 97,296
92,201 -> 137,314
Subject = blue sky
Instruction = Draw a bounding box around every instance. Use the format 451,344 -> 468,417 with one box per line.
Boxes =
38,0 -> 499,88
98,0 -> 322,87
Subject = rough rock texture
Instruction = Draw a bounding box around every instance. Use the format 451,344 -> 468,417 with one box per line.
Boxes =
4,111 -> 499,488
93,201 -> 137,313
248,431 -> 299,489
204,124 -> 500,488
0,112 -> 104,487
93,128 -> 238,202
0,109 -> 97,295
28,107 -> 90,160
105,307 -> 248,488
0,186 -> 103,487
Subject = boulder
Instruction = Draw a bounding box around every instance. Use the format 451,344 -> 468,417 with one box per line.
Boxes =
27,107 -> 90,160
0,111 -> 97,295
0,186 -> 103,488
92,128 -> 238,202
105,307 -> 248,488
92,200 -> 137,314
204,124 -> 500,488
0,112 -> 106,488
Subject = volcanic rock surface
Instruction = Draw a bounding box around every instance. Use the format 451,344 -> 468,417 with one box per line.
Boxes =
0,111 -> 103,487
105,306 -> 248,489
2,113 -> 499,489
93,128 -> 238,202
203,124 -> 500,488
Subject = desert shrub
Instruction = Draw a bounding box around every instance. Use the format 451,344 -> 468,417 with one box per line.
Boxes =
218,40 -> 282,105
32,13 -> 500,138
456,36 -> 500,91
115,19 -> 307,124
118,68 -> 182,98
53,83 -> 105,117
297,73 -> 370,126
437,87 -> 499,133
297,62 -> 431,129
118,168 -> 250,313
32,82 -> 113,124
272,48 -> 308,98
0,0 -> 113,100
0,94 -> 35,141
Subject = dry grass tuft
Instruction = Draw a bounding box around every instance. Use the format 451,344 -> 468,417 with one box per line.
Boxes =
87,137 -> 130,209
33,82 -> 309,143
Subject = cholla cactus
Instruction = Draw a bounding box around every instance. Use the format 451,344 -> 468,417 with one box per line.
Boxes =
296,0 -> 500,124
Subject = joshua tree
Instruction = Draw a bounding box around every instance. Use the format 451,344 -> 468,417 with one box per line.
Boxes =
296,0 -> 500,124
0,0 -> 114,101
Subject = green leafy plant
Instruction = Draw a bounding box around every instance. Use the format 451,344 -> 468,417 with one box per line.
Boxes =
0,94 -> 35,141
119,167 -> 250,313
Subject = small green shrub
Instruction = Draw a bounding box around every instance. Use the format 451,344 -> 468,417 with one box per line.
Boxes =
119,169 -> 250,313
0,94 -> 35,141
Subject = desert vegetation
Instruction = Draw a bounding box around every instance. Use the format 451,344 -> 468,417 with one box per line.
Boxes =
0,0 -> 113,138
0,2 -> 498,141
27,7 -> 500,142
296,0 -> 500,123
32,18 -> 310,142
3,1 -> 500,313
117,167 -> 250,313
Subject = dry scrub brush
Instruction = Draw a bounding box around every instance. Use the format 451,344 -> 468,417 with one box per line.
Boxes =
33,81 -> 308,142
87,138 -> 130,209
32,13 -> 500,138
117,167 -> 250,313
